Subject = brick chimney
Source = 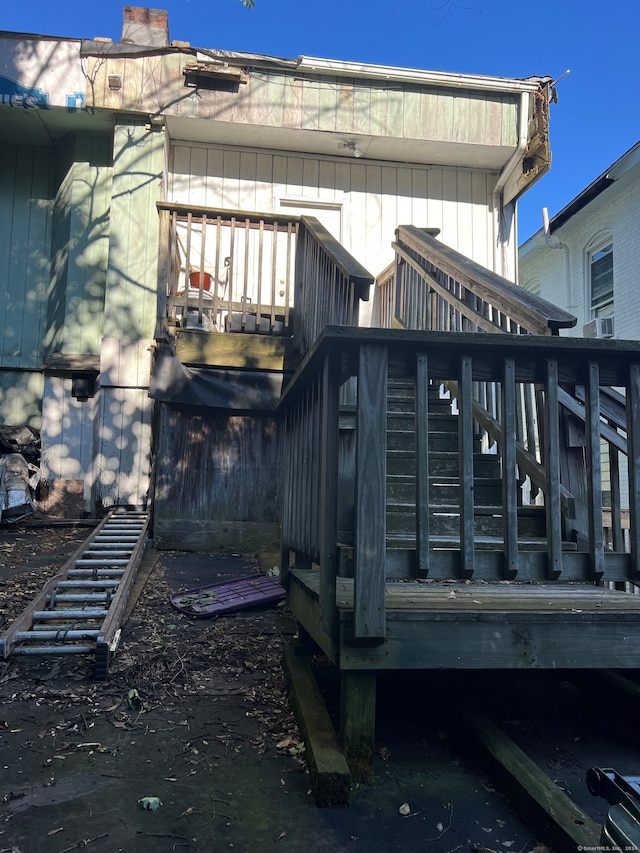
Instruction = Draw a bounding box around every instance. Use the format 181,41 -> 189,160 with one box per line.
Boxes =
121,7 -> 169,47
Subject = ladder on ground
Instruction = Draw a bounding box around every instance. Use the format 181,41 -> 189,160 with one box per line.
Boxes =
0,508 -> 149,679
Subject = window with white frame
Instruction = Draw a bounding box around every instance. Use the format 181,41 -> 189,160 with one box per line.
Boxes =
589,240 -> 614,318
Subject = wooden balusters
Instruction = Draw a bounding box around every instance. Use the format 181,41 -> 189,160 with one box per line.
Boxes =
320,355 -> 340,640
544,359 -> 562,580
501,357 -> 519,580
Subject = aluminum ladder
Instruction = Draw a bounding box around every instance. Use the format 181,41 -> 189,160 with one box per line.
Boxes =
0,508 -> 149,679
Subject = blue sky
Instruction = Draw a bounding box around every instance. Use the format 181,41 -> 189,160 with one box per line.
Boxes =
2,0 -> 639,243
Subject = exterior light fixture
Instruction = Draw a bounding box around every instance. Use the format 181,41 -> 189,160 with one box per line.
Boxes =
338,141 -> 363,158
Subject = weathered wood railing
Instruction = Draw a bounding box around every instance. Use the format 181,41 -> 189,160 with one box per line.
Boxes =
279,328 -> 640,642
156,203 -> 372,355
372,225 -> 637,554
373,225 -> 576,336
294,216 -> 372,355
157,203 -> 298,336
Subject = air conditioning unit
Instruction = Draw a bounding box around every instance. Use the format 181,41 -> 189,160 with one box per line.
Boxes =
583,317 -> 615,339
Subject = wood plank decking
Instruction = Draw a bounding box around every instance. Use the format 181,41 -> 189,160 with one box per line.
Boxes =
289,567 -> 640,670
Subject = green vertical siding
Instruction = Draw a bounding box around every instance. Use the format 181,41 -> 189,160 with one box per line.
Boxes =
0,370 -> 44,427
46,134 -> 113,357
103,123 -> 164,340
46,165 -> 72,355
0,146 -> 54,369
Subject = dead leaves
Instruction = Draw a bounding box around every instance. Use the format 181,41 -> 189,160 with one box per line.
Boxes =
275,735 -> 305,757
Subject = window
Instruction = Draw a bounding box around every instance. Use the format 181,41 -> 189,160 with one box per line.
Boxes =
589,241 -> 613,317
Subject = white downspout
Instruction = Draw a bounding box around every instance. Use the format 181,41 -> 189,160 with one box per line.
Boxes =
542,207 -> 573,315
492,91 -> 530,278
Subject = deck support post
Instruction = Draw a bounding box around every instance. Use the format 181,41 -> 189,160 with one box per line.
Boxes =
415,353 -> 430,575
340,670 -> 377,783
458,354 -> 475,579
320,352 -> 340,640
544,359 -> 562,579
627,363 -> 640,578
585,361 -> 605,580
501,357 -> 518,579
354,345 -> 387,640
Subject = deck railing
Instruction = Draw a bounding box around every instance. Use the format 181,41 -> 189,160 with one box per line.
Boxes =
372,225 -> 576,337
293,216 -> 372,355
156,203 -> 372,355
279,328 -> 640,642
372,225 -> 637,558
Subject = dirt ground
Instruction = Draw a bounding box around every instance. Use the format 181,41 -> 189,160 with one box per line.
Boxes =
0,521 -> 612,853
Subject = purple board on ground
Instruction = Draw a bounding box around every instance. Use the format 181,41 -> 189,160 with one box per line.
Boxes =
170,573 -> 285,618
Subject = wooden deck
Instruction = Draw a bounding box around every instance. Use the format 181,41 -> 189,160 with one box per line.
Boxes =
289,568 -> 640,670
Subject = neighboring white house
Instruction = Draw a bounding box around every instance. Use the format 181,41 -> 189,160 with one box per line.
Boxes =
518,140 -> 640,340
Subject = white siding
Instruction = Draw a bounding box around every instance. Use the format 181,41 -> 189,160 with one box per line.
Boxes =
94,338 -> 154,509
41,375 -> 97,508
94,386 -> 153,508
519,175 -> 640,341
0,371 -> 44,427
169,144 -> 498,284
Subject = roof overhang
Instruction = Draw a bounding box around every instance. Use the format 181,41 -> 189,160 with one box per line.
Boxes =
165,115 -> 516,171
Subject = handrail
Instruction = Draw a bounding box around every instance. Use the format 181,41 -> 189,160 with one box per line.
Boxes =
447,378 -> 576,520
299,217 -> 373,298
294,217 -> 373,354
377,225 -> 576,336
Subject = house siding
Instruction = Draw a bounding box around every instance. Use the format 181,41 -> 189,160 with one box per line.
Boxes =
0,146 -> 54,372
0,371 -> 45,428
103,124 -> 164,341
169,143 -> 498,281
519,176 -> 640,340
87,56 -> 519,154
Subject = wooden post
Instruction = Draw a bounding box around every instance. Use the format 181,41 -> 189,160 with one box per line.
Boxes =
415,353 -> 430,575
320,352 -> 340,640
156,207 -> 170,337
627,364 -> 640,578
284,642 -> 351,806
354,345 -> 387,641
501,357 -> 518,579
458,354 -> 475,579
280,407 -> 296,588
585,361 -> 604,580
544,359 -> 562,579
609,445 -> 623,552
227,217 -> 236,329
340,670 -> 377,783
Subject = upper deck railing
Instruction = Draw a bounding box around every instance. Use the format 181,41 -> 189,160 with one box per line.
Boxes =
155,202 -> 373,356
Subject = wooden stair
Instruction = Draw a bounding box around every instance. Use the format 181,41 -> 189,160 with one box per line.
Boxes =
383,380 -> 571,579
